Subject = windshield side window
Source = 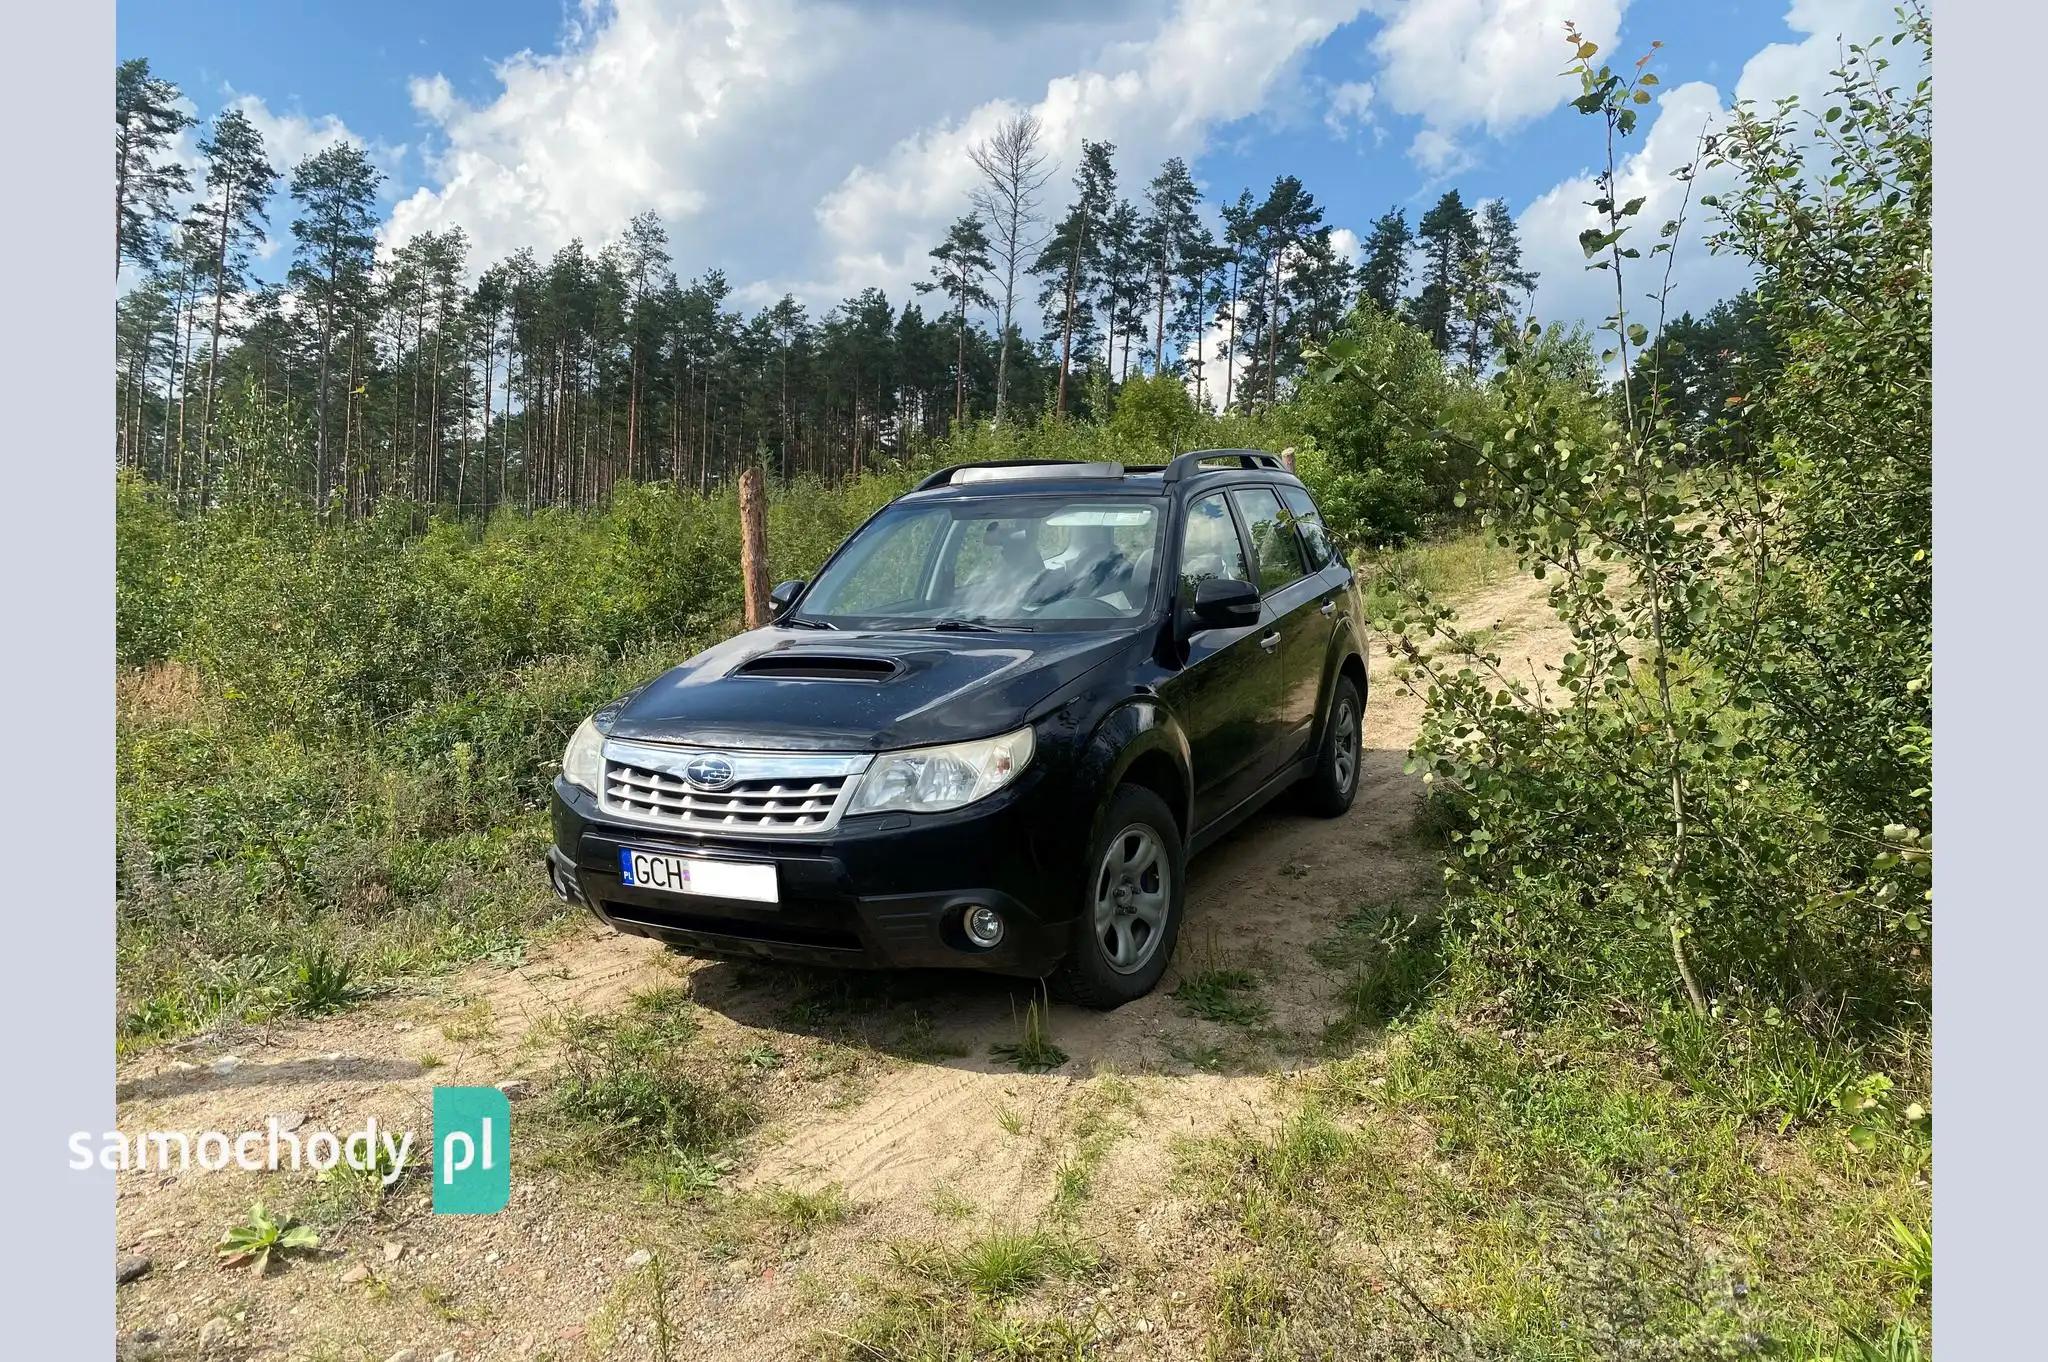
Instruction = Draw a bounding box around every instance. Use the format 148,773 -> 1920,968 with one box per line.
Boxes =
1231,486 -> 1308,594
1280,486 -> 1335,571
1178,493 -> 1250,601
805,507 -> 945,616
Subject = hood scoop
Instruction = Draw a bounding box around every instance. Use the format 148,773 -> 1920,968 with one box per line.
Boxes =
731,652 -> 903,682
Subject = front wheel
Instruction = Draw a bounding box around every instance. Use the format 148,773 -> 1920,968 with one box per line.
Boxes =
1049,784 -> 1186,1010
1301,674 -> 1363,817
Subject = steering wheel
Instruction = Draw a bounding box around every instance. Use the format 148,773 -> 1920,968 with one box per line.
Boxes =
1032,595 -> 1123,619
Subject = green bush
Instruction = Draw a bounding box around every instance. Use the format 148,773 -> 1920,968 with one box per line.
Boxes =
1352,19 -> 1931,1042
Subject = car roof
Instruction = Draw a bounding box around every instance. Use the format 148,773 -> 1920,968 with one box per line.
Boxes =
898,451 -> 1304,504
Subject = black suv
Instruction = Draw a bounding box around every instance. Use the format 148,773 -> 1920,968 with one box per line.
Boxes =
546,451 -> 1368,1007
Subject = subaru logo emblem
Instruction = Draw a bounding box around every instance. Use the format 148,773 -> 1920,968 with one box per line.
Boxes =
683,754 -> 736,790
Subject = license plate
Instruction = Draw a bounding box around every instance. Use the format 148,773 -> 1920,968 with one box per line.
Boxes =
617,848 -> 778,904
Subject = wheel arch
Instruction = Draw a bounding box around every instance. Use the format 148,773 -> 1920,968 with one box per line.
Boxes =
1083,698 -> 1193,841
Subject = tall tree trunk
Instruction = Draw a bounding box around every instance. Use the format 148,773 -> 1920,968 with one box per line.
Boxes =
1056,246 -> 1081,419
954,304 -> 967,429
114,129 -> 129,280
196,183 -> 237,475
1223,260 -> 1240,412
1154,260 -> 1169,376
1264,248 -> 1283,409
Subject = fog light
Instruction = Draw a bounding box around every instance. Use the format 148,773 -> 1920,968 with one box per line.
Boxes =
963,905 -> 1005,948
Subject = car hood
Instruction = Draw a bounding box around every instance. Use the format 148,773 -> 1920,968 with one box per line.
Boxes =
604,626 -> 1134,751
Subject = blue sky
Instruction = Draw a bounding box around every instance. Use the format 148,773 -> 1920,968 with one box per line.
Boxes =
117,1 -> 1902,334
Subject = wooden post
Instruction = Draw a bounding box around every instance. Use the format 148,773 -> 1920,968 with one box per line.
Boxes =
739,464 -> 771,628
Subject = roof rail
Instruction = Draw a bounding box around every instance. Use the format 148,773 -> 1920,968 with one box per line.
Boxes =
1160,449 -> 1286,483
914,459 -> 1124,491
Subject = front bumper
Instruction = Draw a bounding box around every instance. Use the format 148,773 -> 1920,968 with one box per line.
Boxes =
547,766 -> 1087,977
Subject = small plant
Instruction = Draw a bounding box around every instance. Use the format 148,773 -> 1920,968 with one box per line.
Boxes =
1171,967 -> 1268,1027
989,995 -> 1067,1072
650,1150 -> 734,1201
1882,1217 -> 1932,1304
762,1184 -> 853,1236
288,945 -> 366,1015
440,995 -> 496,1042
944,1228 -> 1097,1300
737,1043 -> 786,1072
217,1202 -> 319,1273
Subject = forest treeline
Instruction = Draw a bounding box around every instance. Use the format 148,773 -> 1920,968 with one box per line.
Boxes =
116,59 -> 1564,517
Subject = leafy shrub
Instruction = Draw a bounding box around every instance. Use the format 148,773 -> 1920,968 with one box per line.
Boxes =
1346,19 -> 1931,1039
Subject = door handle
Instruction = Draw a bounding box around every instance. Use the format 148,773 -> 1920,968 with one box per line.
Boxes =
1259,631 -> 1281,652
1319,600 -> 1336,617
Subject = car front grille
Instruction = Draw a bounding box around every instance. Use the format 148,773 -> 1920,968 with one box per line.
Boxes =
597,739 -> 870,837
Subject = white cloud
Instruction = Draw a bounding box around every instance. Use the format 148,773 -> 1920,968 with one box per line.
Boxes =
1370,0 -> 1629,170
1323,79 -> 1376,139
384,0 -> 1179,298
1514,0 -> 1904,346
222,93 -> 394,175
1408,127 -> 1473,178
805,0 -> 1372,305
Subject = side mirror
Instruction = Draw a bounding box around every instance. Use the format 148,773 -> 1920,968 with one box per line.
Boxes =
1190,578 -> 1261,631
769,579 -> 806,616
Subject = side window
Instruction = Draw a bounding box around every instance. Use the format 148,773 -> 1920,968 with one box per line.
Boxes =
1280,486 -> 1335,572
1232,486 -> 1309,594
812,508 -> 943,614
1177,493 -> 1249,600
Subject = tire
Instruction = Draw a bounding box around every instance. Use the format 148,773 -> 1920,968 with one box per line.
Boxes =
1049,784 -> 1186,1010
1301,674 -> 1363,817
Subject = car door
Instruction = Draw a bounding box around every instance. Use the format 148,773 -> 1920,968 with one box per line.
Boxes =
1164,489 -> 1283,829
1230,484 -> 1328,767
1279,483 -> 1349,741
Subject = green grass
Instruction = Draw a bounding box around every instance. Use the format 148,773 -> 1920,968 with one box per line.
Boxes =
1359,527 -> 1511,624
1174,997 -> 1932,1359
704,1183 -> 855,1258
542,987 -> 757,1193
1312,903 -> 1446,1048
989,997 -> 1068,1073
1170,967 -> 1269,1027
823,1227 -> 1103,1359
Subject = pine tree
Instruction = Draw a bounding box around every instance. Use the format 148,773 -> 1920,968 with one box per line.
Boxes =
617,211 -> 671,479
1096,199 -> 1144,381
190,107 -> 278,485
1358,207 -> 1413,312
1451,201 -> 1539,372
1142,157 -> 1201,375
917,214 -> 996,427
1172,220 -> 1223,406
1218,190 -> 1257,410
1250,175 -> 1323,406
288,142 -> 381,508
1409,189 -> 1478,353
115,59 -> 194,280
1031,140 -> 1115,418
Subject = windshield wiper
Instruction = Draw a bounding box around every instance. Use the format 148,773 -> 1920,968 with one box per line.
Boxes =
781,616 -> 837,630
910,618 -> 1029,633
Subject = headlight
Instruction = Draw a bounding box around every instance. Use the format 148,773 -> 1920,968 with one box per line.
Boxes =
562,716 -> 606,794
847,726 -> 1035,816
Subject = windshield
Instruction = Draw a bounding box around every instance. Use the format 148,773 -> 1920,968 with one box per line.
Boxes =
794,494 -> 1163,630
